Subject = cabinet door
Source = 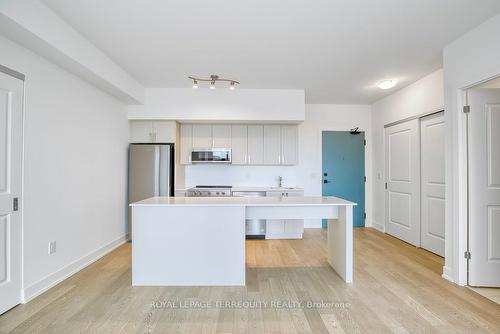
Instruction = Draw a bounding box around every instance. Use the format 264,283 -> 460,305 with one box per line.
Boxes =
129,121 -> 153,143
283,191 -> 304,235
263,125 -> 281,165
180,124 -> 193,164
284,220 -> 304,234
265,191 -> 285,234
281,125 -> 298,165
153,121 -> 177,143
192,124 -> 212,149
212,125 -> 231,148
266,220 -> 285,234
247,125 -> 264,165
231,125 -> 248,165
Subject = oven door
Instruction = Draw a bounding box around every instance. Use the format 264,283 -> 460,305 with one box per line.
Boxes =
191,149 -> 231,163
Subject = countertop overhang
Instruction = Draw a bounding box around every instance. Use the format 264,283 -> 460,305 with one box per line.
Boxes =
130,196 -> 356,207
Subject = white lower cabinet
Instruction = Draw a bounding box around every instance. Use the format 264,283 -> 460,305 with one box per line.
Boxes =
265,190 -> 304,239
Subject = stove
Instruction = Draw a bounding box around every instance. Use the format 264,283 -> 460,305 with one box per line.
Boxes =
186,185 -> 232,197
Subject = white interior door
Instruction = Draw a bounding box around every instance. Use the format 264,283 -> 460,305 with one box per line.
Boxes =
468,88 -> 500,287
420,112 -> 445,256
385,119 -> 420,246
0,70 -> 23,314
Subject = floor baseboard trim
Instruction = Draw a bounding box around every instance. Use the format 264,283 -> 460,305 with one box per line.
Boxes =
22,234 -> 127,303
442,266 -> 454,283
372,221 -> 385,233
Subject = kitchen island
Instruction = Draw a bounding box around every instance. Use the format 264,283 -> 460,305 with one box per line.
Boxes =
130,196 -> 356,286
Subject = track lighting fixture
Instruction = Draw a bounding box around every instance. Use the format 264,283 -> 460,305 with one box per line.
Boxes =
188,75 -> 240,90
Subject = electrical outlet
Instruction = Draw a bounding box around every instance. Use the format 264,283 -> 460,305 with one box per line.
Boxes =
48,241 -> 56,255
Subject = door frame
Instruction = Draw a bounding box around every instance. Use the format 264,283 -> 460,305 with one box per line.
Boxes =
0,64 -> 26,308
319,128 -> 370,227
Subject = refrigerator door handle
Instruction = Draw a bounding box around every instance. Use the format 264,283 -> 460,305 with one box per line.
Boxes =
158,145 -> 171,197
154,145 -> 160,196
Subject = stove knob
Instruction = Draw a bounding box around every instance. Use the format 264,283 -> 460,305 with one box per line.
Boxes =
216,192 -> 220,195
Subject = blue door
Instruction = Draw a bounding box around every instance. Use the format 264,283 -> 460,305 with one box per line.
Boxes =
322,131 -> 365,227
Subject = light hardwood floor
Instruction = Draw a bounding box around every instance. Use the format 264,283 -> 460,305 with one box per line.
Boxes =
1,228 -> 499,333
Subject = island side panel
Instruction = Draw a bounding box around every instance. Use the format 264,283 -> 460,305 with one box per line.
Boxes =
132,205 -> 246,286
327,205 -> 353,283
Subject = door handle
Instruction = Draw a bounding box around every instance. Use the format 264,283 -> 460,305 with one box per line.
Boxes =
323,180 -> 330,184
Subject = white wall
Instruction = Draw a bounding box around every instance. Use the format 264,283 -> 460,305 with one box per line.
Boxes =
371,70 -> 444,232
443,12 -> 500,285
185,104 -> 372,228
0,36 -> 129,301
128,88 -> 305,122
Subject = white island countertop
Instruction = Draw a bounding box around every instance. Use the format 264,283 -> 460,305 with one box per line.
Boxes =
131,195 -> 356,286
130,196 -> 355,207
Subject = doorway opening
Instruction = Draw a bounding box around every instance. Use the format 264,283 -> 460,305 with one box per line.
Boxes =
321,131 -> 365,228
464,76 -> 500,297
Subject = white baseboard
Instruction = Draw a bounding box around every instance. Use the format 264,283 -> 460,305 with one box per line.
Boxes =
371,221 -> 385,232
22,234 -> 127,303
441,266 -> 454,283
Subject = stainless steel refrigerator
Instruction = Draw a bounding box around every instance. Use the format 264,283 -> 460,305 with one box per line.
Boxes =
128,144 -> 174,240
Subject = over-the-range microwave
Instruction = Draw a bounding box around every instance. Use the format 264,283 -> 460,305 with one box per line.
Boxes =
191,148 -> 232,163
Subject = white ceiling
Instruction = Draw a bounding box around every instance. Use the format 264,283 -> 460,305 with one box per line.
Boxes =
43,0 -> 500,103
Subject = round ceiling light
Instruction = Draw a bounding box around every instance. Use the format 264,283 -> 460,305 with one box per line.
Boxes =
377,79 -> 397,90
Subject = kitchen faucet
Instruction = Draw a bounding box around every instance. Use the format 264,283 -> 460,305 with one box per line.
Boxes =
278,176 -> 283,188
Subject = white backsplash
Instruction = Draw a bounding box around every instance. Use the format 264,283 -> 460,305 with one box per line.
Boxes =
185,164 -> 299,188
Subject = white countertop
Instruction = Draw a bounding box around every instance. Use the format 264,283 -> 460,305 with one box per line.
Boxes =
130,196 -> 355,207
231,186 -> 303,192
177,186 -> 303,192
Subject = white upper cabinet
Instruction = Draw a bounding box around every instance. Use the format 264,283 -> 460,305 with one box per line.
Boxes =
263,125 -> 281,165
212,125 -> 232,148
247,125 -> 264,165
192,124 -> 212,149
153,121 -> 177,143
130,120 -> 177,143
129,121 -> 154,143
180,124 -> 193,164
176,123 -> 298,166
280,125 -> 298,165
231,125 -> 248,165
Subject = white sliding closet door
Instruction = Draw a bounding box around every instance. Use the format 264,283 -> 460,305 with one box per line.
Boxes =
420,112 -> 445,256
468,88 -> 500,287
385,119 -> 421,246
